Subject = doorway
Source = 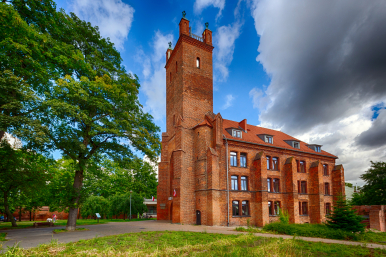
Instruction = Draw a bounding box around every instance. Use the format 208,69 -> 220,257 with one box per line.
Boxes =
196,210 -> 201,225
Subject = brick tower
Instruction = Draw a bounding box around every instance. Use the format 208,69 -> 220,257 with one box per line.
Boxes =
157,12 -> 345,227
157,12 -> 218,224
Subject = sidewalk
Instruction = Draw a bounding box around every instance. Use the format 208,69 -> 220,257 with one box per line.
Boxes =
1,220 -> 385,251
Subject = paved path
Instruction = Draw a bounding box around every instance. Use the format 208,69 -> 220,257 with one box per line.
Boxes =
1,220 -> 385,252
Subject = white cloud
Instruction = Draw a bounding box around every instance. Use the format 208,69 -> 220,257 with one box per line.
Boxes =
222,94 -> 235,109
139,31 -> 174,121
69,0 -> 134,50
214,21 -> 242,82
249,0 -> 386,185
194,0 -> 225,20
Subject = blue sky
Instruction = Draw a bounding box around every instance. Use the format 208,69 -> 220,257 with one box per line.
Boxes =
53,0 -> 386,185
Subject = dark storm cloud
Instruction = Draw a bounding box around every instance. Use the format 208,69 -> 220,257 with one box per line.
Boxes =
355,109 -> 386,148
251,0 -> 386,135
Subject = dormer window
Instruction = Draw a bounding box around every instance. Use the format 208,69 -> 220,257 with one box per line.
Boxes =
232,129 -> 242,138
284,140 -> 300,149
257,134 -> 274,144
307,144 -> 322,152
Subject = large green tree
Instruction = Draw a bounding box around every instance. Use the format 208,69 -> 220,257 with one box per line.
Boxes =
35,75 -> 160,231
0,139 -> 52,227
6,1 -> 161,231
359,161 -> 386,205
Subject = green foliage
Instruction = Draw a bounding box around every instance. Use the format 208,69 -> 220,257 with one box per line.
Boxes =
108,192 -> 147,219
0,233 -> 6,241
0,139 -> 52,226
360,161 -> 386,205
326,195 -> 365,233
350,192 -> 366,206
80,196 -> 109,219
278,208 -> 289,224
263,222 -> 362,241
345,182 -> 353,188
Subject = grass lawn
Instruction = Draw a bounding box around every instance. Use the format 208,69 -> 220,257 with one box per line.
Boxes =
236,223 -> 386,245
0,233 -> 6,241
0,218 -> 154,230
2,231 -> 386,256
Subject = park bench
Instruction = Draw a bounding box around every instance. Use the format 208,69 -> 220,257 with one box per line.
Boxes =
33,222 -> 54,228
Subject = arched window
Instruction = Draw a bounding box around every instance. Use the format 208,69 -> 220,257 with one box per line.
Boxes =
196,57 -> 200,68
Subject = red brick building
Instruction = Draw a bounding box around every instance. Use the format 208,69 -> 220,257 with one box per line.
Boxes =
157,13 -> 345,227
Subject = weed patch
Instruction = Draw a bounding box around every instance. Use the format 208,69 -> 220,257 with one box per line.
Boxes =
0,231 -> 384,256
0,233 -> 6,241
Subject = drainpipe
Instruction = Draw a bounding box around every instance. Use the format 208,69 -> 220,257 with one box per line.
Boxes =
223,135 -> 229,227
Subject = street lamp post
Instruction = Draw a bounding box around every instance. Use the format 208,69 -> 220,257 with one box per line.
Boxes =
130,190 -> 133,220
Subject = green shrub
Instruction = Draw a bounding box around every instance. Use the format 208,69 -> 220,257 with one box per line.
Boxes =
279,208 -> 289,224
263,222 -> 361,241
326,195 -> 365,233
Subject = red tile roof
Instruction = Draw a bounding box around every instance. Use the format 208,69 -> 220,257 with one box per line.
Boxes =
223,119 -> 337,158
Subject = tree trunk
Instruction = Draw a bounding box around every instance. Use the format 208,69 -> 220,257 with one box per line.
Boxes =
66,169 -> 84,231
4,192 -> 17,227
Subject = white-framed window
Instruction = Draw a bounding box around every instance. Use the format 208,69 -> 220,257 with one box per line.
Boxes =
315,146 -> 321,152
230,152 -> 237,167
240,153 -> 247,167
232,130 -> 242,138
294,142 -> 300,149
265,136 -> 273,144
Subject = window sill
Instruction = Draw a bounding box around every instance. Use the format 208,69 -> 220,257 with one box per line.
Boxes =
269,215 -> 279,217
268,192 -> 281,194
232,215 -> 251,218
300,215 -> 309,217
324,194 -> 332,196
299,193 -> 308,195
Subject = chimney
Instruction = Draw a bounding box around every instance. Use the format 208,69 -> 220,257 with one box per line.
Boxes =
239,119 -> 247,131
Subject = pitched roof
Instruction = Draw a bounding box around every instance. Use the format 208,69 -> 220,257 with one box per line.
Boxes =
223,119 -> 337,158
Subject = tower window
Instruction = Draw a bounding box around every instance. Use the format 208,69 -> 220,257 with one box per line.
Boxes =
196,57 -> 200,68
323,164 -> 329,176
325,183 -> 330,195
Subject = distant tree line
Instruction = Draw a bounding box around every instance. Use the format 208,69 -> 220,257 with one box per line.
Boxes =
350,161 -> 386,206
